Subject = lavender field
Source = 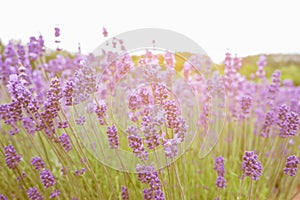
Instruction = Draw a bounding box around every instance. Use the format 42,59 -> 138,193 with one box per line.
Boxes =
0,27 -> 299,200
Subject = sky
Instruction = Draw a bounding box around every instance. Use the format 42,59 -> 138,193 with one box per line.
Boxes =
0,0 -> 299,63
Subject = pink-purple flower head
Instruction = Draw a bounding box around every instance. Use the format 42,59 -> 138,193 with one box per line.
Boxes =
284,155 -> 299,176
54,27 -> 60,37
31,157 -> 45,171
121,186 -> 129,200
27,188 -> 44,200
40,169 -> 56,188
242,151 -> 263,180
277,104 -> 299,138
216,176 -> 226,189
58,133 -> 72,152
214,156 -> 225,177
0,194 -> 8,200
4,144 -> 21,169
106,124 -> 119,149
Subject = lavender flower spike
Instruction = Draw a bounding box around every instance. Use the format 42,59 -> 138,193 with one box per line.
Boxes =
284,155 -> 299,176
4,144 -> 21,169
242,151 -> 263,180
40,169 -> 56,188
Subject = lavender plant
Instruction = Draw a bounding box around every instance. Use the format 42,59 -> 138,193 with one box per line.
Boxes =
0,27 -> 299,200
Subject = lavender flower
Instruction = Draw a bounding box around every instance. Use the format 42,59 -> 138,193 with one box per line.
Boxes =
31,157 -> 45,171
284,155 -> 299,176
40,169 -> 56,188
106,124 -> 119,149
128,132 -> 148,161
4,144 -> 21,169
121,186 -> 129,200
27,188 -> 44,200
58,133 -> 72,152
136,164 -> 164,199
95,102 -> 107,125
50,189 -> 60,199
242,151 -> 263,180
239,95 -> 252,119
163,138 -> 179,159
260,111 -> 276,138
0,194 -> 8,200
163,100 -> 179,128
214,156 -> 225,177
54,27 -> 60,37
216,176 -> 226,189
279,111 -> 299,138
256,55 -> 266,79
58,121 -> 69,129
154,189 -> 165,200
143,188 -> 153,200
63,80 -> 74,106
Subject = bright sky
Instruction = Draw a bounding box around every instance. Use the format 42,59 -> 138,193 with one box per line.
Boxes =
1,0 -> 299,63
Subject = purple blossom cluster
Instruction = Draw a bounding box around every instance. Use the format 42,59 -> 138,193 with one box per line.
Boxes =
277,104 -> 299,138
27,187 -> 44,200
241,151 -> 263,180
127,126 -> 148,161
136,164 -> 165,200
106,124 -> 119,149
0,194 -> 8,200
121,186 -> 129,200
40,169 -> 56,188
58,133 -> 72,152
50,189 -> 60,199
284,155 -> 299,176
95,102 -> 107,125
4,144 -> 21,169
214,156 -> 226,189
31,157 -> 45,171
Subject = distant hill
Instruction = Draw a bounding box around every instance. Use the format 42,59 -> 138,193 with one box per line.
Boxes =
216,54 -> 300,86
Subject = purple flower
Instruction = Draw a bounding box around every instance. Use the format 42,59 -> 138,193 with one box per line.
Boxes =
4,144 -> 21,169
154,189 -> 165,200
95,102 -> 107,125
216,176 -> 226,189
31,157 -> 45,171
106,124 -> 119,149
143,188 -> 153,200
58,121 -> 69,128
128,94 -> 142,110
136,164 -> 163,192
0,194 -> 8,200
50,189 -> 60,199
163,100 -> 179,128
153,84 -> 168,105
54,27 -> 60,37
260,111 -> 276,138
40,169 -> 56,188
284,155 -> 299,176
214,156 -> 225,177
58,133 -> 72,152
63,80 -> 74,106
241,151 -> 263,180
163,138 -> 179,159
27,36 -> 44,60
75,116 -> 86,125
267,70 -> 281,105
27,188 -> 44,200
73,63 -> 97,104
279,111 -> 299,138
121,186 -> 129,200
239,96 -> 252,119
127,130 -> 148,161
